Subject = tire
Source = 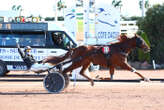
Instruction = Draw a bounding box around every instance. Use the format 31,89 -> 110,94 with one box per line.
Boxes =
43,72 -> 65,94
0,60 -> 9,76
49,68 -> 70,89
62,73 -> 70,89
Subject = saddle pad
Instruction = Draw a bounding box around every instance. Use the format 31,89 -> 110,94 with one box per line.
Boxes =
102,46 -> 110,54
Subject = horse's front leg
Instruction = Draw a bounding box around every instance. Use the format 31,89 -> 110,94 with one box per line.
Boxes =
63,62 -> 94,86
79,63 -> 94,86
120,62 -> 150,82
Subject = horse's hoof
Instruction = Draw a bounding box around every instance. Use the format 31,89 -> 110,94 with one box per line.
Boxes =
68,74 -> 72,77
98,77 -> 104,80
91,81 -> 94,86
99,77 -> 112,80
95,75 -> 100,79
144,78 -> 150,82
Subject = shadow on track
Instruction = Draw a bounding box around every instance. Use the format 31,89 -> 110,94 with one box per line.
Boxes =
0,77 -> 164,83
0,92 -> 52,95
0,74 -> 164,83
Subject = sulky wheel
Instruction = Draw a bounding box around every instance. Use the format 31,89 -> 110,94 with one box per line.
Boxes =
62,73 -> 70,89
43,72 -> 65,93
49,69 -> 70,89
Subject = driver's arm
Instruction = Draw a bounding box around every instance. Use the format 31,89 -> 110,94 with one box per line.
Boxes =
16,43 -> 25,58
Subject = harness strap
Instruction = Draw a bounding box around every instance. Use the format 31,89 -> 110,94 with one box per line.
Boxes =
101,46 -> 111,67
102,46 -> 110,54
120,52 -> 128,57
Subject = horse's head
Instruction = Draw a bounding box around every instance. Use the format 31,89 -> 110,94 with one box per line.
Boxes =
134,34 -> 150,53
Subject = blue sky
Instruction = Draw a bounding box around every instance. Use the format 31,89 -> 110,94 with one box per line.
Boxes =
0,0 -> 164,17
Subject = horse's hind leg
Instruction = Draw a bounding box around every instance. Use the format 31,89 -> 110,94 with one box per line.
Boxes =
98,66 -> 115,80
109,66 -> 115,80
120,63 -> 149,81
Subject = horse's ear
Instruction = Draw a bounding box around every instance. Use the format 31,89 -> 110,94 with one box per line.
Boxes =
134,34 -> 138,37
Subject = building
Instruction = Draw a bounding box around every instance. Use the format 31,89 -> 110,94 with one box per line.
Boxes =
120,20 -> 138,37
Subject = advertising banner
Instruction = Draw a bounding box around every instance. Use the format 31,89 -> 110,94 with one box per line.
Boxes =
95,2 -> 120,45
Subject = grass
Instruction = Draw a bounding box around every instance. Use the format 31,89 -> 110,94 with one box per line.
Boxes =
77,19 -> 83,32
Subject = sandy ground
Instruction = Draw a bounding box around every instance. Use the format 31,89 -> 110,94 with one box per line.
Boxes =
0,70 -> 164,110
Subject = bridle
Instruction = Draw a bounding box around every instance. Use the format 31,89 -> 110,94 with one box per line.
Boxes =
136,37 -> 143,48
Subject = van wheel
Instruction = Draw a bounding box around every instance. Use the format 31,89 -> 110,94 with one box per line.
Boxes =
0,60 -> 9,76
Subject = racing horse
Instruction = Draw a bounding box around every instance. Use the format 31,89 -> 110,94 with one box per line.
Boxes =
40,34 -> 150,86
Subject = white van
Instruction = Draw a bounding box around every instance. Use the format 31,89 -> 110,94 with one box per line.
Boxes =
0,22 -> 77,76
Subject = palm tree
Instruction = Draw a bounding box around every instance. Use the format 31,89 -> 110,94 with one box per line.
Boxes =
139,0 -> 149,9
112,0 -> 122,13
112,0 -> 122,8
139,0 -> 150,17
12,5 -> 23,16
57,0 -> 66,11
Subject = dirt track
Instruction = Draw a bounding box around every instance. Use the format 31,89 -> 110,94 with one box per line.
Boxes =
0,70 -> 164,110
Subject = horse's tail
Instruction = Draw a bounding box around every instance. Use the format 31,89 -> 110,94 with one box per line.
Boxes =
39,48 -> 74,65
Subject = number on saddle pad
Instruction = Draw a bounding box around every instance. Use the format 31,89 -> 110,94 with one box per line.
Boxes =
102,46 -> 111,54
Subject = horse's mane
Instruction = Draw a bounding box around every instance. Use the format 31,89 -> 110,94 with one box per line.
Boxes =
111,34 -> 130,46
113,34 -> 139,45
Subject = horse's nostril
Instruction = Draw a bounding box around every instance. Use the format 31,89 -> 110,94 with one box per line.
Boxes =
144,48 -> 150,53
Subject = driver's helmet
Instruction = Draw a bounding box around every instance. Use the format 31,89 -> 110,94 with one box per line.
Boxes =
52,33 -> 58,37
24,46 -> 31,52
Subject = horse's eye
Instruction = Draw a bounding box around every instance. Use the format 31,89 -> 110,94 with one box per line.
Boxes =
136,38 -> 142,45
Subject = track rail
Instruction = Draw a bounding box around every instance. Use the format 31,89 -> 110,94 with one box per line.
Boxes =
0,74 -> 164,83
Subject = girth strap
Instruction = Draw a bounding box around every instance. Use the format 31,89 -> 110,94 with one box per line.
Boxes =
100,46 -> 111,67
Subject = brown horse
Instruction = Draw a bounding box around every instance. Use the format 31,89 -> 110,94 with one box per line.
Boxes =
40,34 -> 150,86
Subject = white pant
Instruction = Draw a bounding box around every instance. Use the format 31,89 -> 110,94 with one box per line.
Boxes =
30,63 -> 53,71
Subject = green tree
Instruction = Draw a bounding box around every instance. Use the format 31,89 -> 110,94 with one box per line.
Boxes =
137,4 -> 164,64
112,0 -> 122,8
139,0 -> 150,17
139,0 -> 150,9
138,32 -> 151,62
57,0 -> 66,11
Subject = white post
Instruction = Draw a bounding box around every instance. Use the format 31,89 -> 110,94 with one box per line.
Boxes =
53,0 -> 58,21
64,0 -> 77,38
73,73 -> 77,87
83,0 -> 90,45
152,60 -> 156,70
142,0 -> 145,17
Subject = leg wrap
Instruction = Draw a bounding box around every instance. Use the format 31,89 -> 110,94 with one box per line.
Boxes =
110,74 -> 113,80
131,68 -> 137,73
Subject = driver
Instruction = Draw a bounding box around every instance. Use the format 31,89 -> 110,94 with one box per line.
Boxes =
17,44 -> 53,73
24,46 -> 32,57
23,46 -> 37,69
17,44 -> 36,69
